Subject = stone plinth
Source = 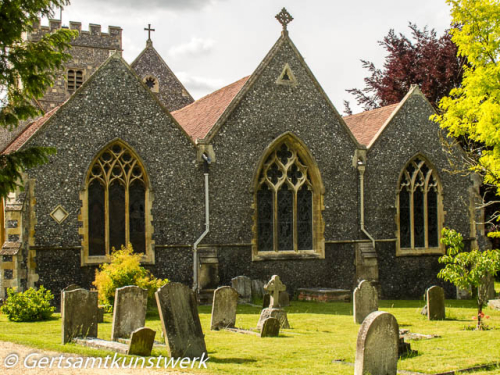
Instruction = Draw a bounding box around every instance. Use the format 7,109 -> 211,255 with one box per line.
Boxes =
297,288 -> 351,302
257,308 -> 290,329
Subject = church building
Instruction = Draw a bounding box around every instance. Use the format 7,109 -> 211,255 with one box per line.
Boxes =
0,9 -> 484,303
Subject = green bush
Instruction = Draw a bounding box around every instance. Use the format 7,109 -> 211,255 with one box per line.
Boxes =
0,286 -> 55,322
93,243 -> 168,307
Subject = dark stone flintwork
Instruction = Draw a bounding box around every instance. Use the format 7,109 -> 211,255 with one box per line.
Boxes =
260,317 -> 280,337
155,282 -> 207,359
355,311 -> 399,375
62,289 -> 98,344
211,286 -> 239,330
426,285 -> 445,320
128,327 -> 156,356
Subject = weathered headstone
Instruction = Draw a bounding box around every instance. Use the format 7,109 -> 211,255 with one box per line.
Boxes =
62,289 -> 98,344
155,282 -> 207,358
111,285 -> 148,341
60,284 -> 81,312
353,280 -> 378,324
279,291 -> 290,307
97,306 -> 105,323
263,294 -> 271,308
426,286 -> 445,320
231,276 -> 252,303
211,286 -> 239,330
488,299 -> 500,311
260,317 -> 280,337
251,279 -> 265,300
355,311 -> 399,375
257,275 -> 290,329
128,327 -> 156,356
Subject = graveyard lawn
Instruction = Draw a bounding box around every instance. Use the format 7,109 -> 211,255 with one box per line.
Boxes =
0,300 -> 499,374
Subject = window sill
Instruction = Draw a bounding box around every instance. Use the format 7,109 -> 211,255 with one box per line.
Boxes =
252,250 -> 324,261
81,253 -> 155,266
396,247 -> 444,257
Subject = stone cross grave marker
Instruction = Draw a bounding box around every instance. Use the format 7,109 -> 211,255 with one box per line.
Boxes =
265,275 -> 286,308
128,327 -> 156,356
427,285 -> 445,320
211,286 -> 239,330
353,280 -> 378,324
355,311 -> 399,375
155,282 -> 207,359
111,285 -> 148,341
62,288 -> 98,344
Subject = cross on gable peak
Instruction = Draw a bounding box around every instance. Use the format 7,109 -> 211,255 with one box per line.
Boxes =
275,8 -> 293,31
144,23 -> 155,44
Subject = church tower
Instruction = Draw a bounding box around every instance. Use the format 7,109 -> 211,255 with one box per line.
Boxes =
131,25 -> 194,112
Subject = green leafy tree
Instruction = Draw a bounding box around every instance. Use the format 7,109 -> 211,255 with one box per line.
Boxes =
0,0 -> 77,198
432,0 -> 500,193
438,228 -> 500,329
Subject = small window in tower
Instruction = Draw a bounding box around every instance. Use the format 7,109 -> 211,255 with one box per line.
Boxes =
143,75 -> 159,93
67,69 -> 84,92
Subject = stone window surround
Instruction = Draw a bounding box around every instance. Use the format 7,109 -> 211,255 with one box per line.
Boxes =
395,154 -> 445,257
79,139 -> 155,266
67,68 -> 85,92
252,132 -> 325,261
142,75 -> 159,93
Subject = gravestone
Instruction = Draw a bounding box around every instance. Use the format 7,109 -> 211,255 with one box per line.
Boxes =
353,280 -> 378,324
488,299 -> 500,310
155,282 -> 207,358
257,275 -> 290,329
111,286 -> 148,341
260,317 -> 280,337
263,294 -> 271,308
355,311 -> 399,375
231,276 -> 252,303
426,286 -> 445,320
128,327 -> 156,356
62,289 -> 98,344
60,284 -> 80,312
251,279 -> 265,300
279,291 -> 290,307
211,286 -> 239,330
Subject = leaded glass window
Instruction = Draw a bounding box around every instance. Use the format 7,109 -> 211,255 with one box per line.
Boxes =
256,142 -> 314,252
398,157 -> 441,250
87,142 -> 147,256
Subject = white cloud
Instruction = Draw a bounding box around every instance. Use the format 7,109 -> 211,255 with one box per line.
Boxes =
69,0 -> 225,11
168,38 -> 216,58
176,72 -> 225,96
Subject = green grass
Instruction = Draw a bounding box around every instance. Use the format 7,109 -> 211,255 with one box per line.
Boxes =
1,299 -> 499,374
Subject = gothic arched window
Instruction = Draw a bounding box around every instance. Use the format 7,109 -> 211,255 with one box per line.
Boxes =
253,136 -> 324,260
397,156 -> 443,255
82,141 -> 153,263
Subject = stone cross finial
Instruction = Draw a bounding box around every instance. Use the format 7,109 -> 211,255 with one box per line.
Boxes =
144,24 -> 155,41
275,8 -> 294,30
264,275 -> 286,308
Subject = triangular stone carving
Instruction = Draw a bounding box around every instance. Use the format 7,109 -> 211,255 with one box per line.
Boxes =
276,63 -> 297,86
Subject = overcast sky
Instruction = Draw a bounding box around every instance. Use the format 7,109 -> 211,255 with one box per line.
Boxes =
47,0 -> 452,114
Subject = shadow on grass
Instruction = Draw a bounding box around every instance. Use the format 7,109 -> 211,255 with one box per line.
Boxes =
208,357 -> 257,364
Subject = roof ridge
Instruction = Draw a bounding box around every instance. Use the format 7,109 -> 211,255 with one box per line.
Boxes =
343,103 -> 400,119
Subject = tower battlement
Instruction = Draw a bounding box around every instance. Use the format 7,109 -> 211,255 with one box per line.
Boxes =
29,19 -> 122,51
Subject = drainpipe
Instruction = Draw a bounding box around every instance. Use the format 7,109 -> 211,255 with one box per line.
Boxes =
193,153 -> 211,292
358,161 -> 376,250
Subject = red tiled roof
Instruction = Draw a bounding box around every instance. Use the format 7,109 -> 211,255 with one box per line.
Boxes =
343,103 -> 399,146
172,76 -> 250,141
2,106 -> 60,154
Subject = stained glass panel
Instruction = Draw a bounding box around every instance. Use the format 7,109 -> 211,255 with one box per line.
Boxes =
257,185 -> 273,251
109,182 -> 125,251
129,181 -> 146,254
277,185 -> 293,250
427,189 -> 438,247
297,187 -> 312,250
414,188 -> 425,247
88,180 -> 105,256
399,189 -> 411,248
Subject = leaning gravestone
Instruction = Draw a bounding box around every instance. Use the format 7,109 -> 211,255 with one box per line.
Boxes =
353,280 -> 378,324
211,286 -> 239,330
257,275 -> 290,329
355,311 -> 399,375
62,289 -> 98,344
155,282 -> 207,358
128,327 -> 156,356
260,317 -> 280,337
231,276 -> 252,303
111,286 -> 148,341
426,286 -> 445,320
